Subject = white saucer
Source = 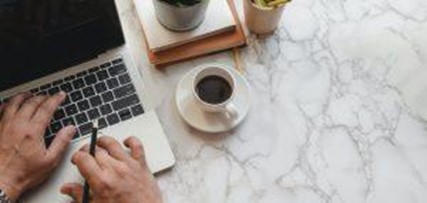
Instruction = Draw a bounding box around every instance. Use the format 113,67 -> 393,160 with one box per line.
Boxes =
175,65 -> 251,133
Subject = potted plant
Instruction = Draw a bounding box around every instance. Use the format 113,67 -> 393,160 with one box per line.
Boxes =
153,0 -> 210,31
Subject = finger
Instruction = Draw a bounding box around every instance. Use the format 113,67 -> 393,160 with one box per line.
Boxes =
60,183 -> 84,203
17,95 -> 47,120
96,136 -> 128,161
3,93 -> 31,119
71,151 -> 102,183
80,145 -> 119,168
46,125 -> 77,163
31,92 -> 66,132
124,136 -> 147,166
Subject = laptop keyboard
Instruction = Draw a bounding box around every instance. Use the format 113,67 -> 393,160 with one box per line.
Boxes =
0,57 -> 145,147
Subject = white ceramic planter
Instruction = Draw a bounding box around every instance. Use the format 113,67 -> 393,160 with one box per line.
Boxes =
153,0 -> 210,31
243,0 -> 286,35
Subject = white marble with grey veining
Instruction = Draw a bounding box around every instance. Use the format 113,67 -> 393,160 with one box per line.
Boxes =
116,0 -> 427,202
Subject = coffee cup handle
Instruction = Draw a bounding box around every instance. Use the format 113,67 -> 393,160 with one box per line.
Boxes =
225,102 -> 238,120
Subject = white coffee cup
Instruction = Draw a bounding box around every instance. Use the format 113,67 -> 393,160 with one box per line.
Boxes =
192,65 -> 238,118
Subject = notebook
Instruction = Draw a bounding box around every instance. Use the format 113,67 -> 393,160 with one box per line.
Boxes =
134,0 -> 247,68
135,0 -> 236,53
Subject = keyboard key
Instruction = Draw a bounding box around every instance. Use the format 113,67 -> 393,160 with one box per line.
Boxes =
64,75 -> 76,81
107,113 -> 120,125
97,70 -> 109,81
53,79 -> 63,86
118,73 -> 131,85
112,58 -> 123,64
84,74 -> 97,85
76,113 -> 89,125
101,91 -> 114,103
72,78 -> 85,89
98,117 -> 108,129
65,104 -> 79,116
113,84 -> 136,99
100,104 -> 113,115
88,109 -> 101,120
48,87 -> 60,95
70,91 -> 83,102
100,62 -> 112,69
40,83 -> 52,90
77,71 -> 88,78
60,83 -> 73,92
62,117 -> 76,127
118,108 -> 132,121
82,86 -> 95,98
112,94 -> 140,111
88,66 -> 100,73
77,100 -> 90,111
50,121 -> 63,134
109,64 -> 126,76
30,88 -> 39,94
53,109 -> 66,121
79,123 -> 92,136
63,96 -> 71,106
89,96 -> 102,107
131,105 -> 144,116
107,78 -> 119,89
95,82 -> 107,94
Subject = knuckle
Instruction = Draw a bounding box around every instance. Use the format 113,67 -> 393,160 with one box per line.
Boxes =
97,175 -> 114,190
115,163 -> 131,177
38,104 -> 51,115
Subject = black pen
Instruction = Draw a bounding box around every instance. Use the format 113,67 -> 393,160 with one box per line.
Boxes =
82,120 -> 98,203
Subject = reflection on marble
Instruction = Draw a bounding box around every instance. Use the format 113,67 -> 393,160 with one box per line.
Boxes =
116,0 -> 427,202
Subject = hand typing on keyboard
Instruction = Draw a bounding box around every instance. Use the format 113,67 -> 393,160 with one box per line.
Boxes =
0,92 -> 76,201
60,136 -> 163,203
0,93 -> 163,203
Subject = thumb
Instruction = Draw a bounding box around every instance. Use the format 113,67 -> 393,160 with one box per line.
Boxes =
61,183 -> 84,203
46,125 -> 76,161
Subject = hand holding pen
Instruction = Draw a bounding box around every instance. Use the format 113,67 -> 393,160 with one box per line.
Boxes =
61,123 -> 163,203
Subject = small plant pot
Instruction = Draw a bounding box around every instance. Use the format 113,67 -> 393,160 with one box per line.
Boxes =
243,0 -> 286,35
153,0 -> 210,32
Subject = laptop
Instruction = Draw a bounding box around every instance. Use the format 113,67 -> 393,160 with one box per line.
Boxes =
0,0 -> 175,202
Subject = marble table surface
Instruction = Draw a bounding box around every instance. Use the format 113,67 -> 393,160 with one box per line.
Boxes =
116,0 -> 427,202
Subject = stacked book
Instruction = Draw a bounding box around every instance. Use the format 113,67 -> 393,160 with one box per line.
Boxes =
134,0 -> 247,68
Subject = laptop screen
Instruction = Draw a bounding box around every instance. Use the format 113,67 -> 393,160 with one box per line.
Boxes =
0,0 -> 125,91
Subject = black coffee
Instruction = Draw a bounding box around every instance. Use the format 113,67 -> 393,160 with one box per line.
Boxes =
196,75 -> 232,104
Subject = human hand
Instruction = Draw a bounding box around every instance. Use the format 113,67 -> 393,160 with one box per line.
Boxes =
61,136 -> 163,203
0,92 -> 77,201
